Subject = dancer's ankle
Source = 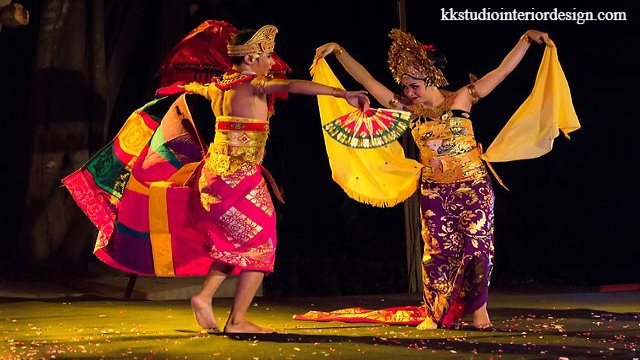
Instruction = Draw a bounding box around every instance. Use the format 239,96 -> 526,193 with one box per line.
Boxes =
227,314 -> 246,326
192,294 -> 213,303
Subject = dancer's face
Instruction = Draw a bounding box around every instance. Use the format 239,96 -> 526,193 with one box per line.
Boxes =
250,52 -> 275,75
401,75 -> 427,104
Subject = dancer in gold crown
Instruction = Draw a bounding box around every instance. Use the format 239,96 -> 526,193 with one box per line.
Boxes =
64,22 -> 369,335
182,25 -> 369,333
307,28 -> 577,330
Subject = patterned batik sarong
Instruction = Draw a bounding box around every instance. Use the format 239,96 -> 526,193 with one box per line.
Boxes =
295,174 -> 493,328
412,108 -> 495,327
63,95 -> 277,277
419,174 -> 494,327
196,116 -> 277,274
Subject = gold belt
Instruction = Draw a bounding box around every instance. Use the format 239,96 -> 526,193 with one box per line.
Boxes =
204,127 -> 269,176
420,146 -> 487,183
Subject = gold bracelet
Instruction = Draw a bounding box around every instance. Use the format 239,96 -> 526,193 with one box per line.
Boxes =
387,94 -> 400,108
331,87 -> 346,98
520,33 -> 531,43
333,46 -> 345,56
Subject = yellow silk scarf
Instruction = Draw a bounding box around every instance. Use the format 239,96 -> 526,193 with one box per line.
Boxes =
311,59 -> 422,207
483,45 -> 581,161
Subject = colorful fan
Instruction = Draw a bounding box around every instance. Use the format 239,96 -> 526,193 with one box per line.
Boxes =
323,108 -> 412,148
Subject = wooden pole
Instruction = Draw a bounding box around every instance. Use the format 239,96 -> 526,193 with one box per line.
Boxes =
397,0 -> 422,293
397,0 -> 406,30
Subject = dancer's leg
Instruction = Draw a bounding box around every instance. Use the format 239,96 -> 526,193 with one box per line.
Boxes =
472,302 -> 492,329
191,262 -> 231,330
224,270 -> 272,333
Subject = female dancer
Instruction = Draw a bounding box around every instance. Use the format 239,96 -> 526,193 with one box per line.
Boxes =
313,29 -> 553,329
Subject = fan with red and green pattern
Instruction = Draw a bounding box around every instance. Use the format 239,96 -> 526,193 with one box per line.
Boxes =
323,108 -> 412,149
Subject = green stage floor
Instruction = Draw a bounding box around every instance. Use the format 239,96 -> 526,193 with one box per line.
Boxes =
1,291 -> 638,359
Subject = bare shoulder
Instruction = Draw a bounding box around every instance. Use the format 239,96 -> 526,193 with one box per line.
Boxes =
248,76 -> 271,95
230,80 -> 259,95
453,86 -> 468,98
450,87 -> 472,111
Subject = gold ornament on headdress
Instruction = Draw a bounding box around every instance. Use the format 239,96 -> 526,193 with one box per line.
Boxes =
387,29 -> 448,86
227,25 -> 278,57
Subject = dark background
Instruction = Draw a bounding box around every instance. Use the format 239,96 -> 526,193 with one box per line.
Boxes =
1,0 -> 638,296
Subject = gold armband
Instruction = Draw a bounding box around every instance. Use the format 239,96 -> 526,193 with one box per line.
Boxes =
333,46 -> 345,56
467,83 -> 480,103
387,94 -> 401,108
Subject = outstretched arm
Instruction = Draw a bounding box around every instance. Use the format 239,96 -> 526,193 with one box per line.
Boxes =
466,30 -> 553,102
315,43 -> 404,109
259,78 -> 370,111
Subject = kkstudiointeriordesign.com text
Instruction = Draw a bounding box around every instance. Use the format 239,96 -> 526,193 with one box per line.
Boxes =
440,8 -> 627,25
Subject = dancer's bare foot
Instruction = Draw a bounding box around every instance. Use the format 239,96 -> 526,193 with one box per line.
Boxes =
224,319 -> 273,334
416,317 -> 438,330
472,303 -> 493,329
190,296 -> 219,331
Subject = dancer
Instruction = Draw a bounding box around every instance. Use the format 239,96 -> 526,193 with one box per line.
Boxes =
298,28 -> 578,330
64,24 -> 369,334
183,25 -> 369,333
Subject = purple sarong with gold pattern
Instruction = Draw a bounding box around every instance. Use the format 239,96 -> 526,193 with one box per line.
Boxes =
413,107 -> 494,327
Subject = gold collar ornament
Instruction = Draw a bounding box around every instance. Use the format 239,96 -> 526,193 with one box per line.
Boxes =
387,28 -> 448,87
227,25 -> 278,57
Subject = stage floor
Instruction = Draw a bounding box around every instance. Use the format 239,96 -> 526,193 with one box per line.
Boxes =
1,290 -> 638,359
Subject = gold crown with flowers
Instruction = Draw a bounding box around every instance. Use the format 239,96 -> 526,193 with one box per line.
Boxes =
227,25 -> 278,57
387,29 -> 448,86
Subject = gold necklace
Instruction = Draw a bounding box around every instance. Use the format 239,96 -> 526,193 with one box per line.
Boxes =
408,90 -> 455,121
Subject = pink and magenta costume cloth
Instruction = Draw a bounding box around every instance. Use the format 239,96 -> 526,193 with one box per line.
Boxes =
63,88 -> 278,277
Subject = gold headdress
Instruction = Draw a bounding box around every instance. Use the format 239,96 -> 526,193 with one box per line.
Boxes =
227,25 -> 278,57
387,29 -> 448,86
